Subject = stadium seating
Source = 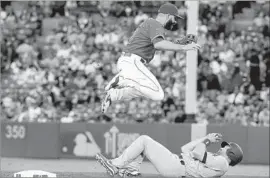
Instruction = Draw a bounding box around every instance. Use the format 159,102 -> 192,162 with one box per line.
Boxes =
1,1 -> 269,126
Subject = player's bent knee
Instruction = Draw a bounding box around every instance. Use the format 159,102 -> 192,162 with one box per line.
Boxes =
159,90 -> 165,100
139,135 -> 152,141
149,89 -> 164,101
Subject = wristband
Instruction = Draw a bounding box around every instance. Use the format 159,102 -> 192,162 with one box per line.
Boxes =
203,138 -> 211,146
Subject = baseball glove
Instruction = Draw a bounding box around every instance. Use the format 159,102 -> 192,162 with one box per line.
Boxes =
175,34 -> 198,45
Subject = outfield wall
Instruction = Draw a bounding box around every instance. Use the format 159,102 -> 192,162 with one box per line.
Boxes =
1,122 -> 269,164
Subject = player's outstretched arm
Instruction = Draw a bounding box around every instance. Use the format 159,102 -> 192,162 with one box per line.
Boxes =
154,40 -> 201,52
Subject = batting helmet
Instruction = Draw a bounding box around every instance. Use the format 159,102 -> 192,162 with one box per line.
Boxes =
221,141 -> 244,166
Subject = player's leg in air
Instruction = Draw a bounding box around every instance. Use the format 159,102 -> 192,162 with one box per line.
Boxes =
101,55 -> 165,113
96,135 -> 185,177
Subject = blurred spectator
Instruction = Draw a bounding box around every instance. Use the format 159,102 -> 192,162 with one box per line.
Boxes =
0,1 -> 269,126
228,87 -> 245,105
253,12 -> 265,28
61,111 -> 75,123
263,49 -> 270,87
258,106 -> 269,127
230,65 -> 244,90
195,112 -> 209,125
248,49 -> 261,90
51,1 -> 66,17
206,70 -> 221,91
134,10 -> 148,25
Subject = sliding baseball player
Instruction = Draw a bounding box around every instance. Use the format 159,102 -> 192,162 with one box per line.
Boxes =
101,3 -> 200,113
96,133 -> 243,177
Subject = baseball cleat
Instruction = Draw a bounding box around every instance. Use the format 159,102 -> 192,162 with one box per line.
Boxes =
95,153 -> 118,176
118,167 -> 141,177
105,74 -> 120,91
101,91 -> 112,113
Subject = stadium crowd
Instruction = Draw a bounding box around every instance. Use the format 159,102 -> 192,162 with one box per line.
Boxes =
1,1 -> 269,126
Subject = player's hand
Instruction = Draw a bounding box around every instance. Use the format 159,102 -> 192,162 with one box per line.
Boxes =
175,34 -> 198,45
207,133 -> 222,143
182,43 -> 201,51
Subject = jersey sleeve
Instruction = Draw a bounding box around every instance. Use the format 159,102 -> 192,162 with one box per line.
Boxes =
204,152 -> 228,171
148,20 -> 165,43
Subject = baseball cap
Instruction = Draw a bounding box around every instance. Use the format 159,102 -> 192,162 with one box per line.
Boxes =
221,141 -> 243,166
158,3 -> 184,19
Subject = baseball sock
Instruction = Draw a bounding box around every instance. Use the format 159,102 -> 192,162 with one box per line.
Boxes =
111,136 -> 146,168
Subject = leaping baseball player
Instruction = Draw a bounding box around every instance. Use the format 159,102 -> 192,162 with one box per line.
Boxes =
96,133 -> 243,178
101,3 -> 201,113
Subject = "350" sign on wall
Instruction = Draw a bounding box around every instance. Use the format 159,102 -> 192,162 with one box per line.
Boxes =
5,124 -> 26,139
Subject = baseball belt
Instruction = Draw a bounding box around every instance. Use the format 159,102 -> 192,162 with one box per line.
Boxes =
179,154 -> 185,165
178,154 -> 186,178
121,52 -> 147,64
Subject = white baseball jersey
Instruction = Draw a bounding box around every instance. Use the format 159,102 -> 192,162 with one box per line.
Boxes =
181,151 -> 229,177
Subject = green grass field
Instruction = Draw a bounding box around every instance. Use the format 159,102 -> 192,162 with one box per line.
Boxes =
1,158 -> 269,178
